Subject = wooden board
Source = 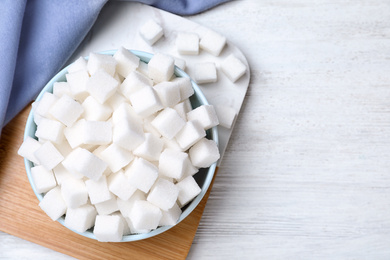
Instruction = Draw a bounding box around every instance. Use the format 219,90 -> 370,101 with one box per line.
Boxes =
0,105 -> 218,259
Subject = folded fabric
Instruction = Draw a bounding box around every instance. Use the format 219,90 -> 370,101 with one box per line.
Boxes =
0,0 -> 230,136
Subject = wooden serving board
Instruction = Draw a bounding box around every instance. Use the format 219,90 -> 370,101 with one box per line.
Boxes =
0,2 -> 249,259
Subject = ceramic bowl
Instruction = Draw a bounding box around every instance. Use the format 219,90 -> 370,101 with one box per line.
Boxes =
23,50 -> 218,242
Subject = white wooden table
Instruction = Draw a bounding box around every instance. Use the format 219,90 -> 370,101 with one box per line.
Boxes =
2,0 -> 390,259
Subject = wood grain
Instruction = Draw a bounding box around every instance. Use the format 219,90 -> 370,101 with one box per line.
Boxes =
0,105 -> 218,259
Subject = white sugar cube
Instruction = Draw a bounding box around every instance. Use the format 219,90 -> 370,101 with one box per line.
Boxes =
133,133 -> 164,162
113,117 -> 145,151
194,62 -> 217,84
53,82 -> 72,98
128,86 -> 163,118
85,175 -> 113,204
108,170 -> 137,201
83,121 -> 112,145
32,101 -> 44,125
34,141 -> 64,171
87,52 -> 117,77
215,105 -> 237,129
87,69 -> 119,104
126,217 -> 151,234
61,178 -> 88,208
67,56 -> 87,74
94,215 -> 124,242
147,178 -> 179,211
113,47 -> 140,77
162,137 -> 183,152
39,187 -> 67,221
148,53 -> 175,83
142,115 -> 161,137
105,92 -> 128,111
189,138 -> 220,168
112,101 -> 142,125
64,204 -> 97,233
125,157 -> 158,193
100,143 -> 134,173
119,70 -> 152,98
153,81 -> 181,108
220,54 -> 247,82
137,60 -> 149,77
159,203 -> 182,226
176,32 -> 199,55
66,70 -> 90,101
151,108 -> 185,139
177,158 -> 199,182
112,212 -> 131,235
62,147 -> 107,181
117,190 -> 146,218
82,96 -> 112,121
176,175 -> 201,207
129,200 -> 162,230
18,136 -> 42,164
172,77 -> 194,101
34,92 -> 58,118
159,148 -> 188,179
54,140 -> 73,157
94,197 -> 119,215
30,165 -> 57,194
187,105 -> 219,130
35,118 -> 64,144
174,99 -> 192,120
63,119 -> 85,149
175,120 -> 206,151
52,164 -> 74,185
173,57 -> 186,71
49,94 -> 84,127
199,30 -> 226,56
139,20 -> 164,46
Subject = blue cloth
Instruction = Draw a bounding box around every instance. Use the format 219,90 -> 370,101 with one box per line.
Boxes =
0,0 -> 229,135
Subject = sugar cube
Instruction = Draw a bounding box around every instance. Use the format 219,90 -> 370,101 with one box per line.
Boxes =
113,117 -> 145,151
82,96 -> 113,121
220,54 -> 247,82
87,52 -> 117,77
176,175 -> 201,207
52,163 -> 74,185
34,141 -> 64,171
175,120 -> 206,151
30,165 -> 57,194
61,177 -> 88,208
117,190 -> 146,218
187,105 -> 219,130
83,121 -> 112,145
139,20 -> 164,46
199,30 -> 226,56
85,175 -> 113,204
66,70 -> 90,101
100,143 -> 134,173
159,203 -> 182,226
65,204 -> 97,233
129,200 -> 162,230
147,178 -> 179,211
148,53 -> 174,83
133,133 -> 164,162
49,94 -> 84,127
53,82 -> 72,98
39,187 -> 67,221
105,92 -> 128,111
125,157 -> 158,193
159,148 -> 188,179
62,147 -> 107,181
153,81 -> 181,108
174,99 -> 192,120
108,170 -> 137,201
63,119 -> 85,149
67,56 -> 87,74
128,86 -> 163,118
215,105 -> 237,129
176,32 -> 199,55
87,69 -> 119,104
189,138 -> 220,168
113,47 -> 140,78
94,197 -> 119,215
194,62 -> 217,84
172,77 -> 194,101
94,215 -> 124,242
18,136 -> 42,164
35,118 -> 65,144
119,70 -> 152,98
173,57 -> 186,71
34,92 -> 58,118
151,108 -> 185,139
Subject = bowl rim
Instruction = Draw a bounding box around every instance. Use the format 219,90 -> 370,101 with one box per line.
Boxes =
23,49 -> 219,242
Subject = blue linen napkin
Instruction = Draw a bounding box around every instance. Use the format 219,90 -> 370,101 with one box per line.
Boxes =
0,0 -> 230,135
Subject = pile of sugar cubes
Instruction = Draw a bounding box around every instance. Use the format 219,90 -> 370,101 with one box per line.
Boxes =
18,47 -> 221,242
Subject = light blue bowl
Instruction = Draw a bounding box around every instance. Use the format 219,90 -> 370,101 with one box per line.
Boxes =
23,50 -> 218,242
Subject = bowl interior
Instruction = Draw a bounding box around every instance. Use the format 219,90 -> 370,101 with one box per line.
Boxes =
24,50 -> 218,242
